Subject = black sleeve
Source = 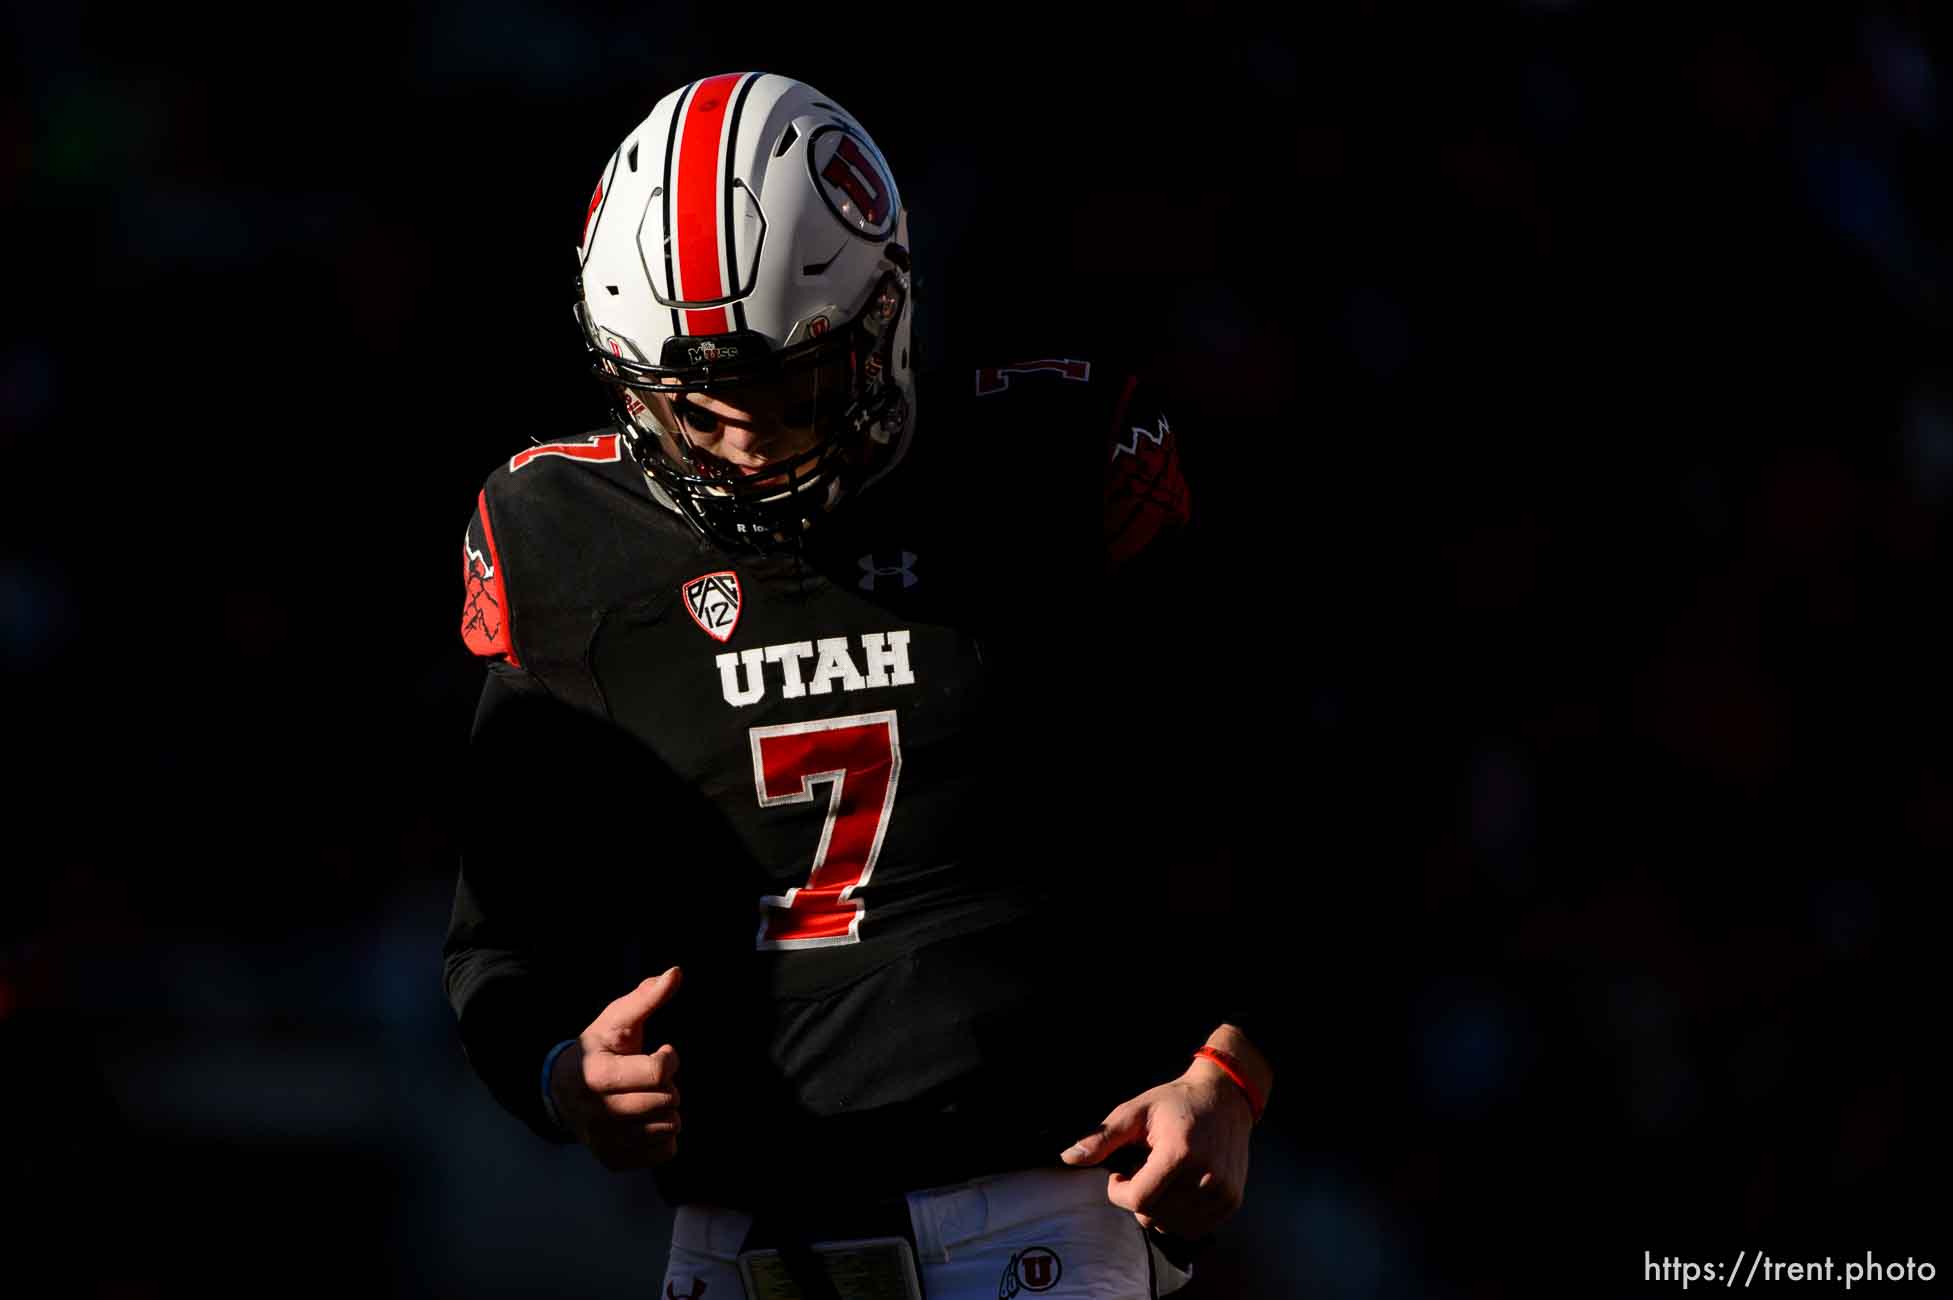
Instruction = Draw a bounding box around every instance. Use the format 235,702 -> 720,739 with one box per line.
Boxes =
442,663 -> 654,1144
1093,517 -> 1296,1082
1087,357 -> 1298,1080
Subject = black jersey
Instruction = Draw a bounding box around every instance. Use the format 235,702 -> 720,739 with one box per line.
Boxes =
444,351 -> 1218,1208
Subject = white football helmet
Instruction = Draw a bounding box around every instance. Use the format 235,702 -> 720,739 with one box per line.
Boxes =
573,72 -> 916,548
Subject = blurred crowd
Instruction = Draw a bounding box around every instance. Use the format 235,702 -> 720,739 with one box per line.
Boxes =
4,4 -> 1949,1296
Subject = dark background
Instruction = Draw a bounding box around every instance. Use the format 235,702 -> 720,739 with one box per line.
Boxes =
5,3 -> 1949,1296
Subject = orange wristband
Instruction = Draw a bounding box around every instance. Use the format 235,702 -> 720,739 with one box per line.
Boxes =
1193,1046 -> 1266,1122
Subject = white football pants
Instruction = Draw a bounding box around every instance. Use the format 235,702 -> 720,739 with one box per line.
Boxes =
658,1165 -> 1194,1299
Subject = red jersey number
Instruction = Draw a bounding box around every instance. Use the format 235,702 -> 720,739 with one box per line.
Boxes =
749,711 -> 902,950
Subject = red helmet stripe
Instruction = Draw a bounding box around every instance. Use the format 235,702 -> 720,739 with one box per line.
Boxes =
675,72 -> 746,337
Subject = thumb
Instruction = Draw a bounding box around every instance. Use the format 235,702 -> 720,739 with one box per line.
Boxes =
1060,1102 -> 1145,1166
591,966 -> 682,1053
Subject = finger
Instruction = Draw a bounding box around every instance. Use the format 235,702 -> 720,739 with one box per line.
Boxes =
599,1088 -> 679,1119
1129,1164 -> 1234,1238
624,1120 -> 680,1166
592,1108 -> 682,1148
593,1127 -> 678,1172
1197,1169 -> 1243,1217
1060,1101 -> 1146,1167
598,1107 -> 679,1133
1194,1169 -> 1242,1214
588,968 -> 683,1053
584,1045 -> 680,1093
1105,1141 -> 1190,1215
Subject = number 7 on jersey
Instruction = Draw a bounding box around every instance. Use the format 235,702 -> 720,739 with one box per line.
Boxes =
748,711 -> 902,950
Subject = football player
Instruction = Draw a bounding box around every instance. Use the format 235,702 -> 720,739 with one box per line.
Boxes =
444,72 -> 1279,1299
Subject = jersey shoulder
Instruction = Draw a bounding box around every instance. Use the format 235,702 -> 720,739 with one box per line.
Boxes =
925,348 -> 1191,569
459,428 -> 695,676
477,428 -> 643,522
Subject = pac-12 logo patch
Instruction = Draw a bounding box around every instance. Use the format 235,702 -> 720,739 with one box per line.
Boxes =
999,1246 -> 1061,1296
683,571 -> 742,642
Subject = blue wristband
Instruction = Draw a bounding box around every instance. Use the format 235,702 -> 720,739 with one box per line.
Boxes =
540,1038 -> 578,1136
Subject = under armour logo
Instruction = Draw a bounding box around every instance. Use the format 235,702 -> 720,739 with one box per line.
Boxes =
667,1279 -> 707,1300
859,551 -> 918,591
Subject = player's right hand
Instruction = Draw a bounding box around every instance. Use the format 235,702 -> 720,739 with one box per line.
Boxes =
551,966 -> 684,1172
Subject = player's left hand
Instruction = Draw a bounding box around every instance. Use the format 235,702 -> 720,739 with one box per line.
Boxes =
1058,1057 -> 1254,1238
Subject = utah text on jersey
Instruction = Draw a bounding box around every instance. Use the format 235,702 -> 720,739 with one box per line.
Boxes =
715,631 -> 915,707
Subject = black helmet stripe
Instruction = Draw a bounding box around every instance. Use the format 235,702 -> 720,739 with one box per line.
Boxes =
660,79 -> 696,338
